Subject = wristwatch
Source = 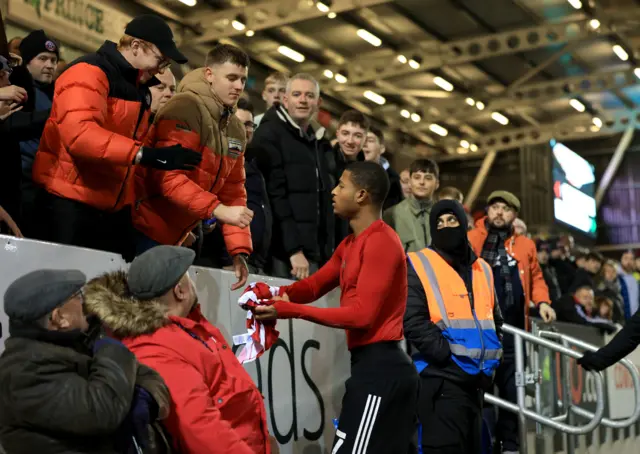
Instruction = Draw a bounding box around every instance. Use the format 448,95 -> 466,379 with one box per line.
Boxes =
236,253 -> 249,262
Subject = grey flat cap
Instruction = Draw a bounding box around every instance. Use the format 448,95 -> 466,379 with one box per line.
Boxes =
128,246 -> 195,300
4,269 -> 86,323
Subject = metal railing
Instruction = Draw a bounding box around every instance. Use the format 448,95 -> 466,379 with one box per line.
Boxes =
484,323 -> 640,454
539,330 -> 640,430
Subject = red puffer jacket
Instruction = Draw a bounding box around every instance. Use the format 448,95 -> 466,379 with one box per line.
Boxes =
83,272 -> 270,454
132,69 -> 252,255
126,308 -> 270,454
33,41 -> 153,212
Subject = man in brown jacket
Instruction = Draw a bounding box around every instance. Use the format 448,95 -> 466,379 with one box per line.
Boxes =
132,44 -> 253,290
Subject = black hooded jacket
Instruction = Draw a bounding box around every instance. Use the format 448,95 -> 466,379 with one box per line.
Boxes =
249,104 -> 334,263
404,200 -> 504,390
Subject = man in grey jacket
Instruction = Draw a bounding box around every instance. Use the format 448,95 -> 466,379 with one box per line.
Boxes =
0,269 -> 169,453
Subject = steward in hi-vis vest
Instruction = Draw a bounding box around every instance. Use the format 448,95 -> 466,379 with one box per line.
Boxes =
404,199 -> 503,454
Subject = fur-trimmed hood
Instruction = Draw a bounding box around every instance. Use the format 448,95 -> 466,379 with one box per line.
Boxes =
83,270 -> 170,338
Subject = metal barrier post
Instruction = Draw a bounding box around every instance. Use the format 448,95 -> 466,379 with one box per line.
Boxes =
561,337 -> 576,454
514,330 -> 529,454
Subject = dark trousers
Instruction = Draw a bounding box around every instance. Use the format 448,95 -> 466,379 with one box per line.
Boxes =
419,376 -> 483,454
332,342 -> 419,454
493,355 -> 518,452
47,195 -> 135,261
135,231 -> 161,257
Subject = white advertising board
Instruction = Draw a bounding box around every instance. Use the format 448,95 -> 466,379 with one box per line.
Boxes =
0,235 -> 349,453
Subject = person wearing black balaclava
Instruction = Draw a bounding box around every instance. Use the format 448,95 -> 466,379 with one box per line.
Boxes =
404,199 -> 504,454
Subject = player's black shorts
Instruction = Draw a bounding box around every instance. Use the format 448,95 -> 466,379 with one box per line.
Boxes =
331,341 -> 419,454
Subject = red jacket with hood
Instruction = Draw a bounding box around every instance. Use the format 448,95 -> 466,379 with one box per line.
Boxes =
83,271 -> 270,454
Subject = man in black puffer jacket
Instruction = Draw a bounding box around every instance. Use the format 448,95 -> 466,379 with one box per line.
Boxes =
250,73 -> 334,280
0,269 -> 170,454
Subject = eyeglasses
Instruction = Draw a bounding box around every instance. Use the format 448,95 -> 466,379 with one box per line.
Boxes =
146,44 -> 171,70
243,121 -> 257,130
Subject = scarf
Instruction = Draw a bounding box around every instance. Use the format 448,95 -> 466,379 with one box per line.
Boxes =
481,221 -> 514,310
235,282 -> 280,363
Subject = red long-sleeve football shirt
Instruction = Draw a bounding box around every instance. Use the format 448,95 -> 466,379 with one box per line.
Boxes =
274,220 -> 408,350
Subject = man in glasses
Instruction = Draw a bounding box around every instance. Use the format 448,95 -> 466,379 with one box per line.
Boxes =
132,43 -> 254,291
32,14 -> 201,260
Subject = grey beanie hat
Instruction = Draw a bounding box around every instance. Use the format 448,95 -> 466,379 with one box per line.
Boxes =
127,246 -> 195,300
4,269 -> 86,323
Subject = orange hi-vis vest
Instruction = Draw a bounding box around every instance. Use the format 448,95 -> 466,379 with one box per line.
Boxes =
407,248 -> 503,376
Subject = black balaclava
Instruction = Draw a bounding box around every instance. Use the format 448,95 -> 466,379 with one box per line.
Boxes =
430,199 -> 469,260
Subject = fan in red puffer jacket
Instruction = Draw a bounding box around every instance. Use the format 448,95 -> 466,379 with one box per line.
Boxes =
83,246 -> 271,454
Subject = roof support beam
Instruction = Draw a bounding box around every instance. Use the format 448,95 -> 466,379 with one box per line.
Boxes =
189,0 -> 391,45
418,68 -> 640,122
440,109 -> 640,155
319,19 -> 603,86
316,8 -> 640,87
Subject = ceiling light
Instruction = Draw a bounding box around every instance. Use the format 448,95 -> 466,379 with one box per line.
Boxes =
465,97 -> 475,106
357,29 -> 382,47
476,101 -> 485,110
400,109 -> 411,119
316,1 -> 330,12
334,72 -> 348,84
613,44 -> 629,61
245,30 -> 255,37
323,69 -> 334,79
232,20 -> 246,31
178,0 -> 196,6
635,68 -> 640,78
491,112 -> 509,125
460,139 -> 470,149
569,98 -> 586,112
408,59 -> 420,69
592,117 -> 603,128
567,0 -> 582,9
278,45 -> 305,63
429,124 -> 448,137
433,76 -> 454,92
470,143 -> 478,152
363,90 -> 386,105
410,113 -> 421,123
589,19 -> 600,30
327,12 -> 337,19
397,55 -> 408,64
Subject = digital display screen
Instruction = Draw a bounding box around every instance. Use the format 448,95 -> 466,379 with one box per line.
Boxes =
551,140 -> 597,237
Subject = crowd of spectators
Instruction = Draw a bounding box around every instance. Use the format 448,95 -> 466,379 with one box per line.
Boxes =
2,13 -> 639,454
535,238 -> 639,332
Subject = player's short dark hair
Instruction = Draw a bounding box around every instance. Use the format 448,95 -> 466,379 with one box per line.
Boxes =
205,44 -> 250,68
346,161 -> 390,208
338,110 -> 370,132
236,98 -> 254,115
369,125 -> 384,144
410,158 -> 439,179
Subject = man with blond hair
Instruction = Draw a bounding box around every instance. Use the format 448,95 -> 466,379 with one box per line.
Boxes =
249,73 -> 334,279
254,71 -> 288,127
33,14 -> 200,259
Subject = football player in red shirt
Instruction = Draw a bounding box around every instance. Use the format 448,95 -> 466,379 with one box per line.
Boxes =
255,161 -> 418,453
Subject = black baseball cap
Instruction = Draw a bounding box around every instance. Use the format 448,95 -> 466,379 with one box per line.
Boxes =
125,14 -> 188,64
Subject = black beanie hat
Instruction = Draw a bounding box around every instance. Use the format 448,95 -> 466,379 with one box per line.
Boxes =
19,30 -> 59,66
